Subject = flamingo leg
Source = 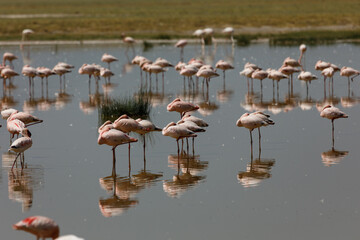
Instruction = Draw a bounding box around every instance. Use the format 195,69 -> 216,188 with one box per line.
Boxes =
128,143 -> 131,171
11,153 -> 21,170
331,119 -> 335,149
112,146 -> 117,176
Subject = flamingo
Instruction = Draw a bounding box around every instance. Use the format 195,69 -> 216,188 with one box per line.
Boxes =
340,66 -> 360,82
113,114 -> 146,164
98,125 -> 138,175
193,29 -> 205,45
135,118 -> 162,160
101,53 -> 118,69
236,112 -> 275,149
2,52 -> 17,68
22,65 -> 38,92
9,128 -> 32,169
8,110 -> 43,126
196,67 -> 219,89
162,122 -> 197,156
167,98 -> 199,118
21,29 -> 34,41
251,69 -> 268,91
1,108 -> 18,119
177,119 -> 206,153
203,27 -> 216,44
320,105 -> 348,147
13,215 -> 59,240
299,44 -> 307,66
7,118 -> 25,141
215,60 -> 234,78
175,40 -> 187,60
121,33 -> 135,54
100,67 -> 114,83
222,27 -> 235,43
1,66 -> 19,82
240,67 -> 255,90
181,114 -> 209,127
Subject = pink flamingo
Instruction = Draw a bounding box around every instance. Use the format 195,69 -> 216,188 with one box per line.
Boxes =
13,215 -> 59,240
8,110 -> 43,126
320,105 -> 348,147
98,123 -> 138,175
162,122 -> 197,156
9,128 -> 32,169
101,53 -> 118,69
167,98 -> 199,118
136,118 -> 162,160
215,59 -> 234,78
3,52 -> 17,68
7,118 -> 25,142
236,112 -> 275,149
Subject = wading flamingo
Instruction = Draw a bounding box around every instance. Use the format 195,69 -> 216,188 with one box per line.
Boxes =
162,122 -> 197,156
9,128 -> 32,169
320,105 -> 348,147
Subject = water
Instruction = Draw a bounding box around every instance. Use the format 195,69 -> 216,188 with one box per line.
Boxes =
1,41 -> 360,240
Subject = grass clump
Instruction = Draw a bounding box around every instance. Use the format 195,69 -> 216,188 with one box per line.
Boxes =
99,95 -> 151,125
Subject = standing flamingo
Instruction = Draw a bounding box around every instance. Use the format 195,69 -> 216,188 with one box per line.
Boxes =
21,29 -> 34,41
101,53 -> 118,69
167,98 -> 199,118
299,44 -> 307,67
98,124 -> 138,175
236,112 -> 275,150
162,122 -> 197,156
222,27 -> 235,43
175,39 -> 188,61
13,215 -> 59,240
136,118 -> 162,161
215,59 -> 234,79
8,110 -> 43,126
9,128 -> 32,169
320,105 -> 348,147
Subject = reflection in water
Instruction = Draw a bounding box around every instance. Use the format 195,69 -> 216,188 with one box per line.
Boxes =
321,148 -> 349,167
163,152 -> 207,198
3,152 -> 44,211
238,148 -> 275,188
99,167 -> 140,217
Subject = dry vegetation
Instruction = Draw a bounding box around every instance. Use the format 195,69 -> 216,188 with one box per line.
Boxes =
0,0 -> 359,41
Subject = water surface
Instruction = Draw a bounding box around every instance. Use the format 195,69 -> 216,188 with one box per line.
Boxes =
1,41 -> 360,240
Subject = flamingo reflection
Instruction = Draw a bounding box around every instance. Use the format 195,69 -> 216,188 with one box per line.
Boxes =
99,162 -> 139,217
238,146 -> 275,188
163,152 -> 206,198
321,148 -> 349,167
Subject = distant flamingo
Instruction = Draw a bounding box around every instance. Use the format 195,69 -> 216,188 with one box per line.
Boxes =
121,33 -> 135,54
22,65 -> 38,92
175,39 -> 188,60
251,69 -> 268,91
98,124 -> 138,175
298,44 -> 307,67
240,67 -> 255,90
196,67 -> 219,89
13,215 -> 59,240
320,105 -> 348,147
193,29 -> 205,45
222,27 -> 235,43
215,59 -> 234,78
21,29 -> 34,41
1,66 -> 19,82
167,98 -> 199,118
100,67 -> 114,83
101,53 -> 118,69
9,128 -> 32,169
162,122 -> 197,156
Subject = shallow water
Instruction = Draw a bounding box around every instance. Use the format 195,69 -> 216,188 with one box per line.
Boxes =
1,41 -> 360,240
